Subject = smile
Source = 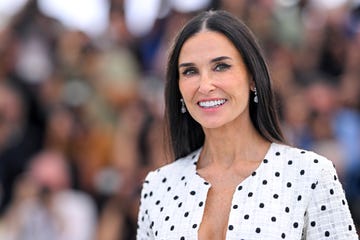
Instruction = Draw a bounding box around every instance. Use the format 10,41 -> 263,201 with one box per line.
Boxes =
198,99 -> 227,108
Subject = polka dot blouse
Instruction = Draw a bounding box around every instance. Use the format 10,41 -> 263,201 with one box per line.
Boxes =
137,143 -> 358,239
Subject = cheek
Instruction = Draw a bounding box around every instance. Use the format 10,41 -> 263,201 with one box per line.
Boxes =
178,80 -> 195,98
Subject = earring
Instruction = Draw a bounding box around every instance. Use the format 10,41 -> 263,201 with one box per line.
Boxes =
253,87 -> 258,103
180,98 -> 186,113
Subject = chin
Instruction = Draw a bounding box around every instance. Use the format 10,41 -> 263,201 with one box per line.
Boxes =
199,121 -> 226,130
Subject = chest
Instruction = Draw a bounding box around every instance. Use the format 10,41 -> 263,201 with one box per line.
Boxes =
197,180 -> 240,240
148,167 -> 312,239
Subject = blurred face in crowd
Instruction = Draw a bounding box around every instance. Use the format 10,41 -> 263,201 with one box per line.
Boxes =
178,30 -> 253,129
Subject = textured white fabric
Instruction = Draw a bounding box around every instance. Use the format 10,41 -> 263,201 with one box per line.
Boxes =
137,143 -> 358,239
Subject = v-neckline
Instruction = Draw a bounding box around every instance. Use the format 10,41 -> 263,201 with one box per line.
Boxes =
193,142 -> 275,187
192,142 -> 276,240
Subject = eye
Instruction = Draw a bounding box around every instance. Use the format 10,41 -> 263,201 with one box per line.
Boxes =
181,67 -> 198,76
214,63 -> 231,72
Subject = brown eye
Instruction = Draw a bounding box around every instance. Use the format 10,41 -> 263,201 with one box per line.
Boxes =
214,63 -> 231,72
182,67 -> 197,76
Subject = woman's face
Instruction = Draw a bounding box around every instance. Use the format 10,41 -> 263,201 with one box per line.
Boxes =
178,30 -> 254,129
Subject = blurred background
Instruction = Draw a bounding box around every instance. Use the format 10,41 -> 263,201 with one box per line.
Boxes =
0,0 -> 359,239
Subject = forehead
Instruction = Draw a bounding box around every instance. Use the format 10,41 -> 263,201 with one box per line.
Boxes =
179,31 -> 240,63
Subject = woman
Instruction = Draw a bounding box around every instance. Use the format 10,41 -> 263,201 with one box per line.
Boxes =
137,10 -> 358,239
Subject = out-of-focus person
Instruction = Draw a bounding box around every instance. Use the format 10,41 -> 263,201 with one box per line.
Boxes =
0,150 -> 97,240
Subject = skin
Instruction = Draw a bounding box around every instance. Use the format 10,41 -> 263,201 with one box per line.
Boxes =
178,30 -> 271,239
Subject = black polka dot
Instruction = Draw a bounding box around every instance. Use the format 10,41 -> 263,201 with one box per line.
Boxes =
180,237 -> 185,240
325,231 -> 330,237
263,159 -> 269,163
199,201 -> 204,207
173,195 -> 179,200
271,216 -> 276,222
155,231 -> 158,236
262,180 -> 268,185
170,225 -> 174,231
321,205 -> 326,211
178,202 -> 183,208
297,195 -> 302,201
252,171 -> 257,176
281,233 -> 286,238
330,189 -> 334,195
273,194 -> 279,199
314,159 -> 319,163
238,186 -> 243,191
244,214 -> 249,220
287,182 -> 292,188
190,191 -> 196,195
300,170 -> 305,175
167,187 -> 171,191
181,176 -> 185,180
165,216 -> 169,221
155,200 -> 160,205
233,204 -> 238,209
256,227 -> 261,233
293,222 -> 299,228
204,181 -> 209,185
310,221 -> 316,227
285,207 -> 290,213
342,199 -> 346,205
311,183 -> 316,189
276,152 -> 280,156
259,203 -> 265,208
160,207 -> 164,212
275,172 -> 280,177
192,224 -> 197,229
149,191 -> 153,197
288,160 -> 293,165
229,225 -> 234,230
184,212 -> 189,217
349,225 -> 352,231
334,175 -> 338,181
162,178 -> 167,183
248,192 -> 253,197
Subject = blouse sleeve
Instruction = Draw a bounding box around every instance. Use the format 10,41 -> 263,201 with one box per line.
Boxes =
136,171 -> 155,240
304,160 -> 358,239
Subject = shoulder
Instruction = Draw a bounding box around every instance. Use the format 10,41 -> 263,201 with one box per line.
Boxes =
272,143 -> 335,175
143,148 -> 201,186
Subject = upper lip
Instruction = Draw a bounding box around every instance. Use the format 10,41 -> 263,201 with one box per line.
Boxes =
197,98 -> 226,103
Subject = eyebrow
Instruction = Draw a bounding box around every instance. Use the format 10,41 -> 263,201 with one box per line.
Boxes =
178,56 -> 232,68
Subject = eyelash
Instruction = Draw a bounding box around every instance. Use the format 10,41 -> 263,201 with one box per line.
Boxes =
214,63 -> 231,71
182,67 -> 197,76
181,63 -> 231,76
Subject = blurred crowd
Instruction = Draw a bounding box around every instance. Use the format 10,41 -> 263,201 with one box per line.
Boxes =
0,0 -> 359,239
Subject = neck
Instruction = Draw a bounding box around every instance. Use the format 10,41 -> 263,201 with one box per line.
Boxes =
198,121 -> 270,169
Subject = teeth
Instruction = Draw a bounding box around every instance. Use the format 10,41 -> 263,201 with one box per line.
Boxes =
199,99 -> 226,108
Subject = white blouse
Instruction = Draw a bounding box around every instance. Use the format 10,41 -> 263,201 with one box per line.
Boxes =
137,143 -> 358,239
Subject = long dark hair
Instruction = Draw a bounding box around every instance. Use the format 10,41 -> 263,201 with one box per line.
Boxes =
165,10 -> 285,160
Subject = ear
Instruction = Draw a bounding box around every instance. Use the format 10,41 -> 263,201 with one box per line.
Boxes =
249,79 -> 256,91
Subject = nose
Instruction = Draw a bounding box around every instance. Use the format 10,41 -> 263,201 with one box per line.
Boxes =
198,73 -> 215,94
